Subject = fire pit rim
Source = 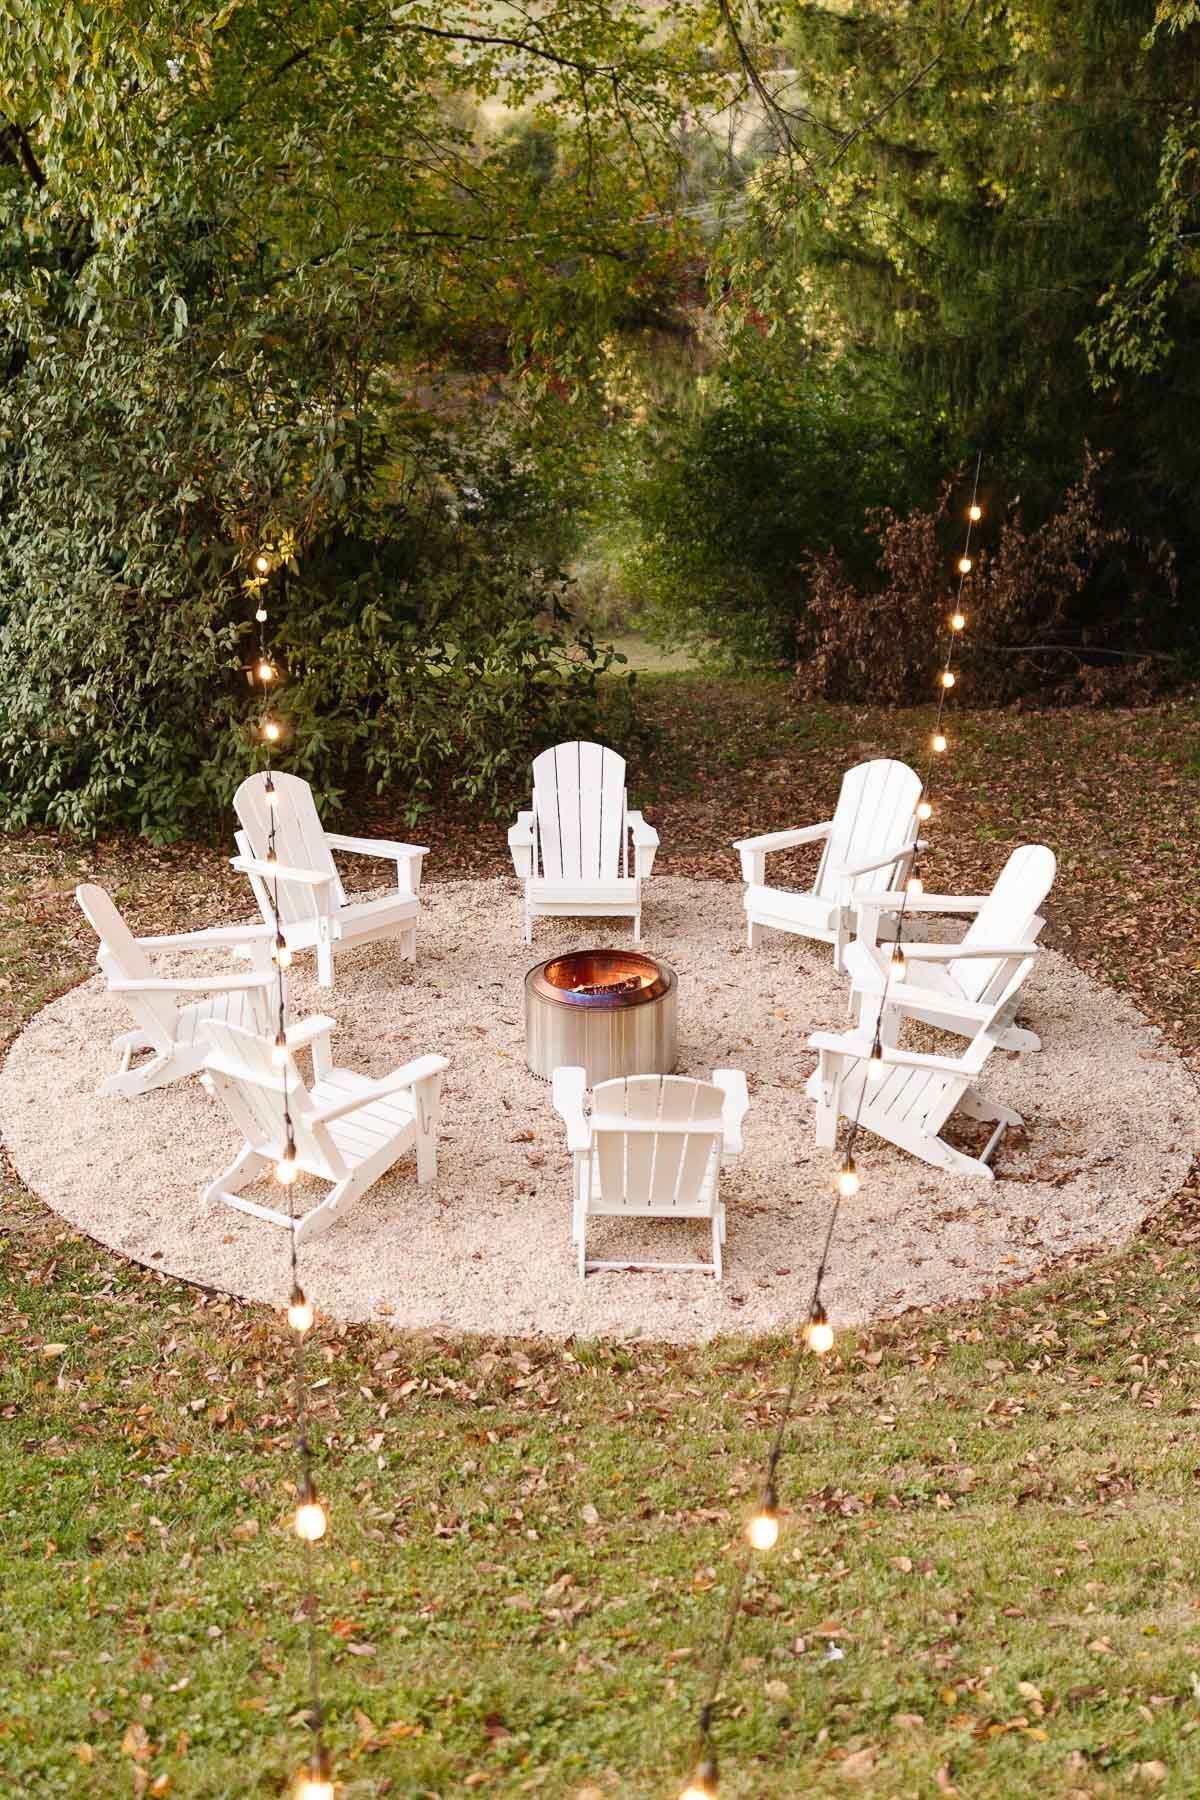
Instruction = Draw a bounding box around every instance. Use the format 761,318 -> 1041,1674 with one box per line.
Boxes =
526,948 -> 676,1010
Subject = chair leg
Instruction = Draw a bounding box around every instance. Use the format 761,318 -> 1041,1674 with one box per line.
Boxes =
633,909 -> 641,944
413,1078 -> 440,1185
711,1213 -> 723,1280
293,1174 -> 362,1245
203,1148 -> 271,1210
99,1048 -> 175,1099
524,910 -> 533,947
316,940 -> 335,988
403,925 -> 417,965
578,1214 -> 588,1280
747,917 -> 762,949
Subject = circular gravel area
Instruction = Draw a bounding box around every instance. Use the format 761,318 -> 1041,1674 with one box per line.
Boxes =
1,876 -> 1194,1342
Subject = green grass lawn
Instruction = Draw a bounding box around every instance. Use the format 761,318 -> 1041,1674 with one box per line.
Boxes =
2,679 -> 1199,1797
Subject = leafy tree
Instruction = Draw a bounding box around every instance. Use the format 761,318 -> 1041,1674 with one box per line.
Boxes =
0,1 -> 721,837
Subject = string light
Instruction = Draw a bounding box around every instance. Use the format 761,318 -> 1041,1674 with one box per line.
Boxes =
295,1494 -> 328,1544
836,1158 -> 860,1198
746,1482 -> 780,1551
679,1755 -> 719,1800
287,1285 -> 314,1334
806,1303 -> 835,1356
292,1758 -> 334,1800
680,464 -> 984,1800
254,548 -> 335,1800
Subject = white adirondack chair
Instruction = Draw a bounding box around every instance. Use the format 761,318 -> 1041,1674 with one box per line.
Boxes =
232,771 -> 427,989
733,759 -> 922,969
76,883 -> 280,1099
200,1016 -> 448,1242
805,942 -> 1041,1180
847,845 -> 1057,1053
551,1067 -> 749,1278
507,741 -> 659,943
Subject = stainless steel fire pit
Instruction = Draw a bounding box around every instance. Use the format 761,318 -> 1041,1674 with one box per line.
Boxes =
524,949 -> 678,1083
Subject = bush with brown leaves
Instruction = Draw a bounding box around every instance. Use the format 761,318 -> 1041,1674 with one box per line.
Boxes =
796,455 -> 1181,705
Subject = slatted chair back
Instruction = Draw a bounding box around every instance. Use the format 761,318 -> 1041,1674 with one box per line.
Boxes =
532,742 -> 627,883
813,759 -> 922,904
589,1075 -> 725,1213
200,1018 -> 347,1181
950,844 -> 1056,1003
76,883 -> 177,1042
233,771 -> 346,929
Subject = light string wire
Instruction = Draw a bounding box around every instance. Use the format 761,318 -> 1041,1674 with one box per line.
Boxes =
678,458 -> 983,1800
251,548 -> 333,1800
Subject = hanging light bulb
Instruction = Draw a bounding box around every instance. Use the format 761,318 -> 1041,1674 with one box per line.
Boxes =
266,846 -> 278,866
891,948 -> 907,981
272,1031 -> 289,1068
287,1284 -> 314,1334
276,1143 -> 298,1185
255,553 -> 270,574
836,1158 -> 860,1199
679,1755 -> 719,1800
292,1774 -> 334,1800
866,1041 -> 886,1081
806,1303 -> 834,1356
916,799 -> 932,821
957,555 -> 972,575
932,732 -> 947,754
255,605 -> 269,624
968,503 -> 982,522
294,1473 -> 326,1541
747,1484 -> 780,1551
951,611 -> 966,632
272,933 -> 292,969
257,660 -> 276,683
906,874 -> 924,896
292,1747 -> 333,1800
941,670 -> 956,689
263,719 -> 281,743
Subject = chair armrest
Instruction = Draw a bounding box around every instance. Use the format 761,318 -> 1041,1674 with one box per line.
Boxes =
829,838 -> 924,880
852,890 -> 989,916
733,822 -> 831,885
324,834 -> 428,895
281,1012 -> 338,1079
552,1066 -> 591,1152
231,855 -> 334,888
508,811 -> 536,880
627,810 -> 659,879
899,942 -> 1040,962
312,1053 -> 449,1125
711,1068 -> 749,1155
136,921 -> 277,949
110,973 -> 276,995
808,1030 -> 977,1076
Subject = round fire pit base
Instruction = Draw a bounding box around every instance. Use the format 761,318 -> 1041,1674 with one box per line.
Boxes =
525,949 -> 678,1084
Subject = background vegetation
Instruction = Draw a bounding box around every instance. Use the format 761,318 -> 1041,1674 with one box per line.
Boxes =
0,0 -> 1197,838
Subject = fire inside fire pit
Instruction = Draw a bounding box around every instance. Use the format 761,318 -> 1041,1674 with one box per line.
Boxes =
525,949 -> 678,1083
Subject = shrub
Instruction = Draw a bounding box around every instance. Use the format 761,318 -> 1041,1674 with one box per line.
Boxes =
796,455 -> 1183,705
